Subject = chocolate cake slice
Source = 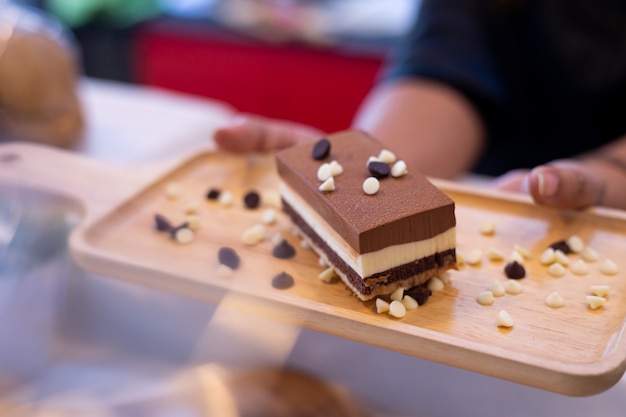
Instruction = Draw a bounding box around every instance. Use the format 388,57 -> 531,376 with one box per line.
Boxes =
275,130 -> 457,301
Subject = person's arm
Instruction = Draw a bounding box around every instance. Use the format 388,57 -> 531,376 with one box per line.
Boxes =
353,78 -> 485,179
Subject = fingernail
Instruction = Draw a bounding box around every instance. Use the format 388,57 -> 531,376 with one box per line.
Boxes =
537,171 -> 559,197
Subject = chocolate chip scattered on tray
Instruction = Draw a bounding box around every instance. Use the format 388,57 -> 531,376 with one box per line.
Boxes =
243,190 -> 261,209
169,221 -> 189,236
272,272 -> 294,289
170,224 -> 194,244
312,138 -> 331,160
218,247 -> 240,270
405,286 -> 432,305
206,188 -> 221,200
504,261 -> 526,279
367,160 -> 390,179
272,239 -> 296,259
154,213 -> 173,232
548,239 -> 571,254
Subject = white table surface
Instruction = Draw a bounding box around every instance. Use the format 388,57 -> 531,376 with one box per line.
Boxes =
1,78 -> 625,417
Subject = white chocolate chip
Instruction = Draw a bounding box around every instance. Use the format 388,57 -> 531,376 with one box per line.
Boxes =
329,160 -> 344,176
319,177 -> 336,192
545,292 -> 564,308
318,257 -> 328,267
388,300 -> 406,318
489,281 -> 506,297
513,244 -> 530,260
570,259 -> 590,276
317,163 -> 332,182
547,262 -> 567,277
216,264 -> 234,278
378,149 -> 397,164
402,295 -> 419,310
262,208 -> 278,225
173,227 -> 194,244
363,177 -> 380,195
480,220 -> 496,236
539,248 -> 556,265
590,285 -> 609,297
508,250 -> 525,265
476,291 -> 495,306
567,235 -> 584,253
438,271 -> 451,285
599,259 -> 619,276
218,190 -> 234,207
465,248 -> 483,265
580,246 -> 599,262
367,156 -> 381,166
300,239 -> 312,250
587,295 -> 606,310
165,181 -> 180,199
504,279 -> 523,295
554,249 -> 570,266
391,160 -> 408,177
487,248 -> 504,261
261,190 -> 282,209
319,266 -> 337,283
390,287 -> 404,302
185,215 -> 201,231
241,224 -> 265,245
427,276 -> 445,291
376,298 -> 390,314
497,310 -> 514,328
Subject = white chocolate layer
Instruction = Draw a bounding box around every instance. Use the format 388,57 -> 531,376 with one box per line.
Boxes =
280,182 -> 456,277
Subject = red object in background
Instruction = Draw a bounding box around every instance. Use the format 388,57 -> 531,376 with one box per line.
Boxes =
132,20 -> 386,133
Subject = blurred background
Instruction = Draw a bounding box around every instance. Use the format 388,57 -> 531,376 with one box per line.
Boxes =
15,0 -> 418,134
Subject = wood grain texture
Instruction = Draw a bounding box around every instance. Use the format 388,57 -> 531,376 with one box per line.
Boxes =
2,143 -> 626,396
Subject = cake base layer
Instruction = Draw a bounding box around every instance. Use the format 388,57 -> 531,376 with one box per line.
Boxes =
284,200 -> 457,301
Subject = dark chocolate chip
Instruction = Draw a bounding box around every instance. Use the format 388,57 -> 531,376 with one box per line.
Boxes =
367,160 -> 390,179
206,188 -> 221,200
272,272 -> 294,289
218,247 -> 241,270
154,213 -> 173,232
243,190 -> 261,209
272,239 -> 296,259
549,240 -> 571,254
312,138 -> 331,160
504,261 -> 526,279
405,286 -> 432,305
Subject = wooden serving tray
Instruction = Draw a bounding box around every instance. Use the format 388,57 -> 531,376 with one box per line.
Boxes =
2,142 -> 626,396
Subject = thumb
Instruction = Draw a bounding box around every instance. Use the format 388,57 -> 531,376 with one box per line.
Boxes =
527,162 -> 604,210
214,114 -> 323,153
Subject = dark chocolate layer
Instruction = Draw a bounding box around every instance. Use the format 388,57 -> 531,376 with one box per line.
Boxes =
284,200 -> 456,298
276,130 -> 456,254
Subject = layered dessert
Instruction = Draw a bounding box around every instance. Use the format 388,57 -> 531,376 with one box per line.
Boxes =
275,130 -> 457,301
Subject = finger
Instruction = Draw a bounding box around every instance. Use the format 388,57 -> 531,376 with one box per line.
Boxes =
213,115 -> 272,153
527,164 -> 604,210
214,115 -> 323,153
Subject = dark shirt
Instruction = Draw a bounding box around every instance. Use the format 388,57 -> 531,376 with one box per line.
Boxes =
384,0 -> 626,176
